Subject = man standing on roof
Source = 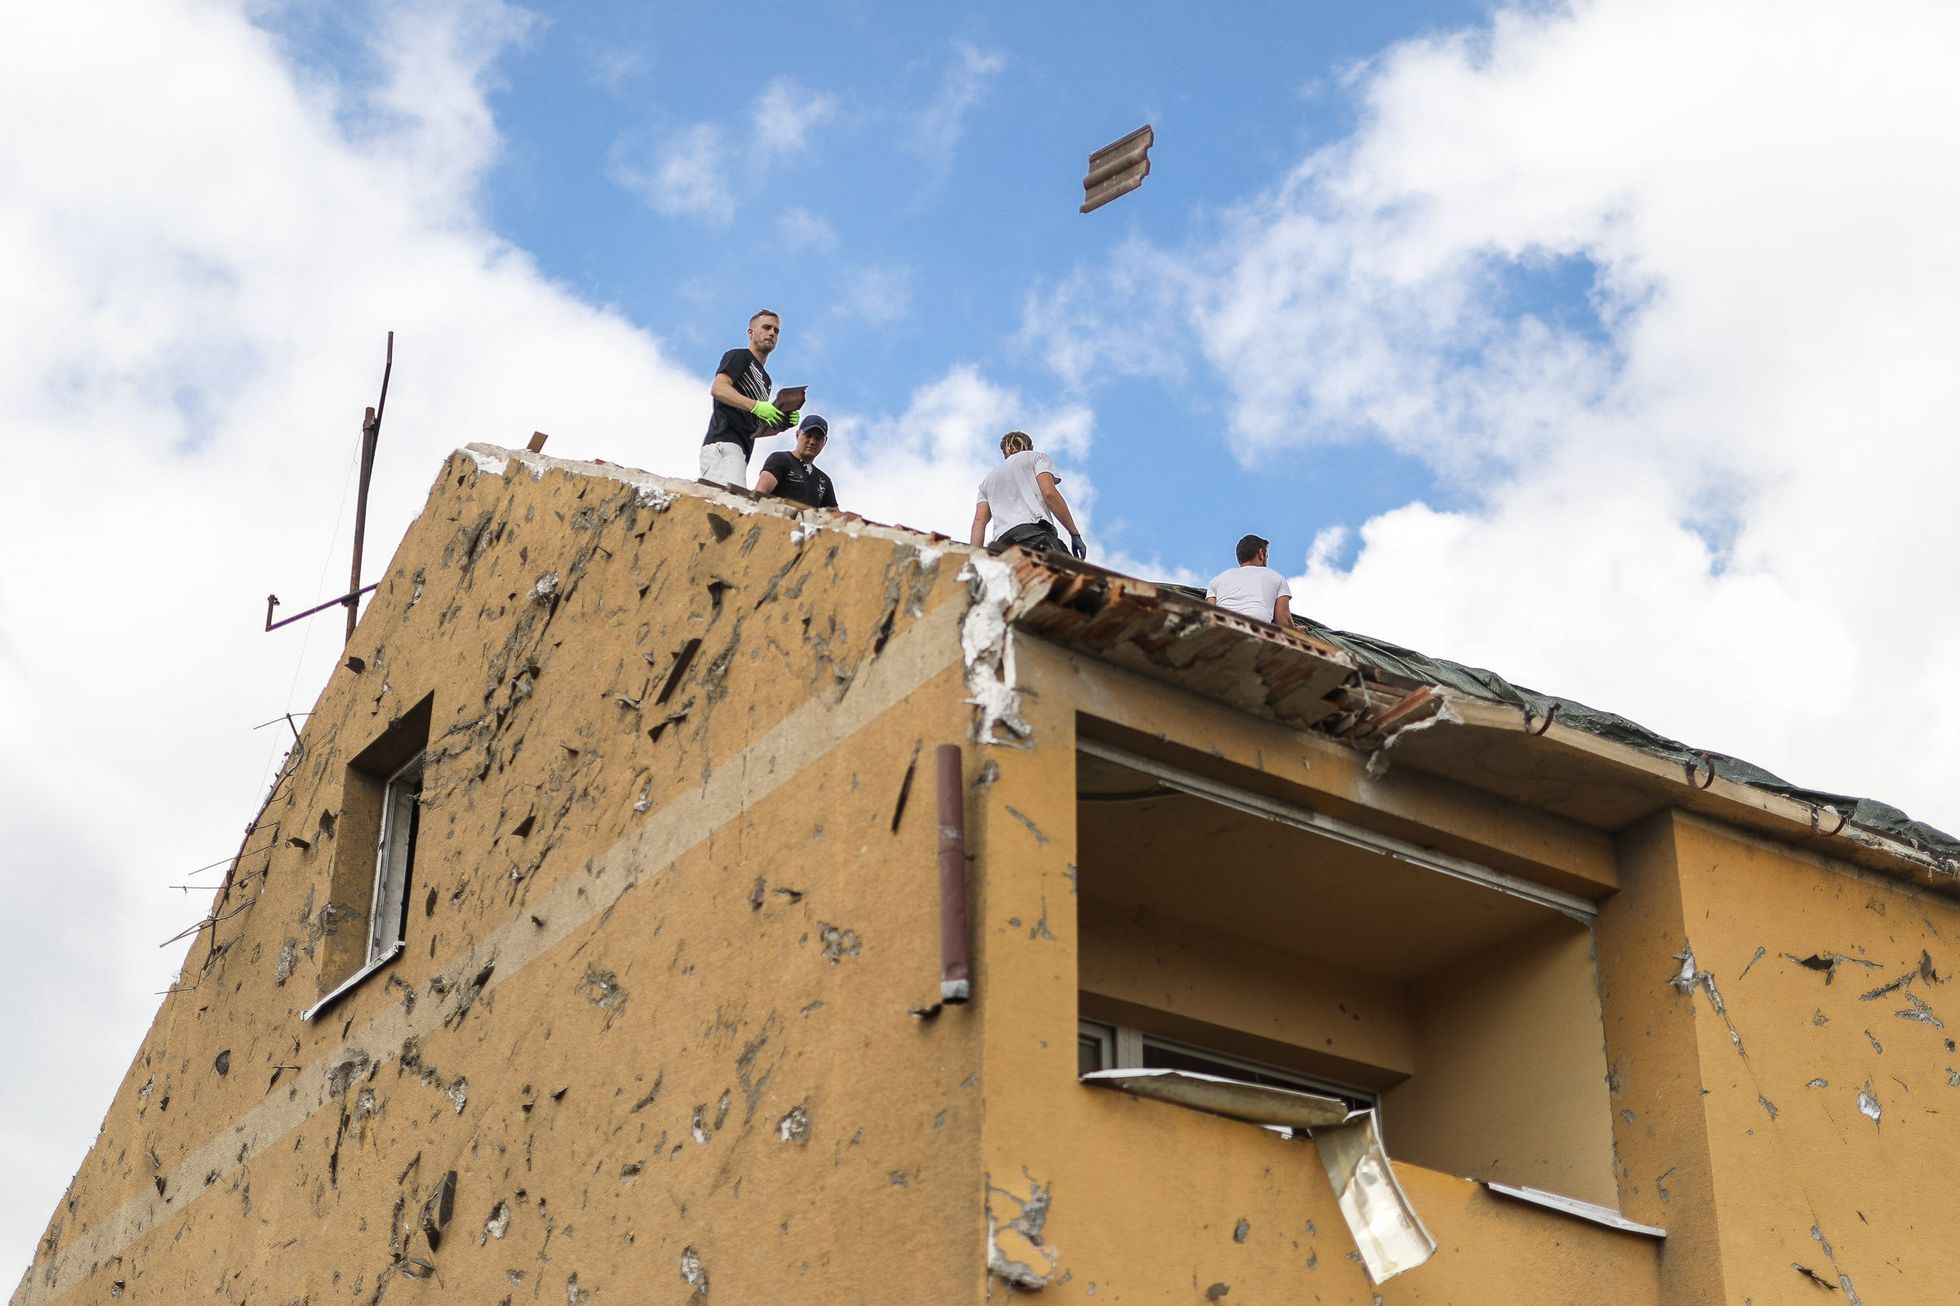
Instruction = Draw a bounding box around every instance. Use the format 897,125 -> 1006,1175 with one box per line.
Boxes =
970,430 -> 1087,559
1206,534 -> 1292,625
755,414 -> 838,509
701,309 -> 796,485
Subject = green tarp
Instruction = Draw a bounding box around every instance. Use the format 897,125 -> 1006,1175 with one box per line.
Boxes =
1161,585 -> 1958,864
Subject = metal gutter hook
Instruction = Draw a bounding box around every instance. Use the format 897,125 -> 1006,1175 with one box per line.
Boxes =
1523,701 -> 1560,736
1685,754 -> 1717,790
1809,805 -> 1848,837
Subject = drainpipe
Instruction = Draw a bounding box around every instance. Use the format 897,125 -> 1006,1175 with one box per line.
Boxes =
936,744 -> 971,1004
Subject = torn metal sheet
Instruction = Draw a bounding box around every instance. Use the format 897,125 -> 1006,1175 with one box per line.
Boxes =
1081,1068 -> 1351,1129
1484,1182 -> 1665,1238
1312,1109 -> 1436,1283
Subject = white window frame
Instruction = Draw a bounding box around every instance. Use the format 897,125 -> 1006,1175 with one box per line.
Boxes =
301,751 -> 424,1022
366,751 -> 424,962
1078,1018 -> 1376,1111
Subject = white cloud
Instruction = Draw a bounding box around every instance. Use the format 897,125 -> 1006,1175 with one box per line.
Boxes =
838,263 -> 915,324
777,205 -> 838,252
910,41 -> 1005,162
590,45 -> 649,93
1195,0 -> 1960,826
613,77 -> 837,226
755,365 -> 1096,541
610,120 -> 734,223
1020,236 -> 1198,390
751,76 -> 839,157
0,0 -> 705,1271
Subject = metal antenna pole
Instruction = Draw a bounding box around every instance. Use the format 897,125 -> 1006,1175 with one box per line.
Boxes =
345,331 -> 394,644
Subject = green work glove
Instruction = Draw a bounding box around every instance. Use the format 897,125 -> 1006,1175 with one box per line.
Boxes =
752,400 -> 785,426
786,411 -> 802,425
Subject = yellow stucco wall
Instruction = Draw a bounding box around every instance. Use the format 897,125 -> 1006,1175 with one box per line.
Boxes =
22,449 -> 1950,1306
17,452 -> 995,1304
971,639 -> 1663,1302
1602,809 -> 1960,1304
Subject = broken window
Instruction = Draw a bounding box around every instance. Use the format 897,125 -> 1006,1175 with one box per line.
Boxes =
1075,727 -> 1620,1209
304,695 -> 433,1021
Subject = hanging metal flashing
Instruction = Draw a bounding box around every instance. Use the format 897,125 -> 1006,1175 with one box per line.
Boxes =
1081,1067 -> 1351,1129
1484,1182 -> 1666,1239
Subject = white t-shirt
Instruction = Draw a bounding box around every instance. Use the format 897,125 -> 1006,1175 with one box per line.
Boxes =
1206,564 -> 1291,622
977,450 -> 1059,538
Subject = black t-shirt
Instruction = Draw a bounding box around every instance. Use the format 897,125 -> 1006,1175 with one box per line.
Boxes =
702,348 -> 773,456
760,451 -> 837,509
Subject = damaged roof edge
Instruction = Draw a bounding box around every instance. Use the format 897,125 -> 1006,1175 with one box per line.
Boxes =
1283,605 -> 1958,862
1420,693 -> 1959,887
453,443 -> 962,562
446,447 -> 1954,882
1006,557 -> 1957,882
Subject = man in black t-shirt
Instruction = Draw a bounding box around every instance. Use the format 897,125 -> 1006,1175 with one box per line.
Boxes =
700,309 -> 794,484
756,414 -> 838,509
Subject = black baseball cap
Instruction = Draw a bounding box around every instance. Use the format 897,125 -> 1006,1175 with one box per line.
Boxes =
798,414 -> 829,437
1236,534 -> 1269,562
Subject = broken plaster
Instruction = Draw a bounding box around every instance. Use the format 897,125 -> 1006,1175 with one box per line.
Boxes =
1857,1082 -> 1882,1127
1362,693 -> 1464,780
986,1172 -> 1058,1290
679,1245 -> 709,1296
1668,942 -> 1746,1057
462,446 -> 508,477
958,557 -> 1032,746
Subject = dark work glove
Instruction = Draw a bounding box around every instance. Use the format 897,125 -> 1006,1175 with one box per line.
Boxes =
1070,532 -> 1087,560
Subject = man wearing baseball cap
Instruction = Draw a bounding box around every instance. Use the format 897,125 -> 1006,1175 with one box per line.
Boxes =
1205,534 -> 1292,625
755,414 -> 838,509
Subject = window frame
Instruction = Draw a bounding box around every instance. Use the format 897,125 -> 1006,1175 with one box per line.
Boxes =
1078,1018 -> 1377,1113
365,751 -> 424,963
301,748 -> 425,1023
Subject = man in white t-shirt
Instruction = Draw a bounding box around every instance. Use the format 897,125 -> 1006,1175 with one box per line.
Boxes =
1205,534 -> 1292,625
969,431 -> 1088,559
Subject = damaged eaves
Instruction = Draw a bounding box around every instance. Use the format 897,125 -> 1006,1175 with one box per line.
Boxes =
1008,554 -> 1355,732
1003,555 -> 1956,896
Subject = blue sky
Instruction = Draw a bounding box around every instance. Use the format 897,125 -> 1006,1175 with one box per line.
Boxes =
262,0 -> 1510,577
7,0 -> 1960,1280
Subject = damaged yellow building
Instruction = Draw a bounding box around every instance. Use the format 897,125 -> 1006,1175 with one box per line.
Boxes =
16,446 -> 1960,1304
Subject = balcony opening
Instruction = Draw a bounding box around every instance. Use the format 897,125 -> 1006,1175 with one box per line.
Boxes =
1074,729 -> 1618,1207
